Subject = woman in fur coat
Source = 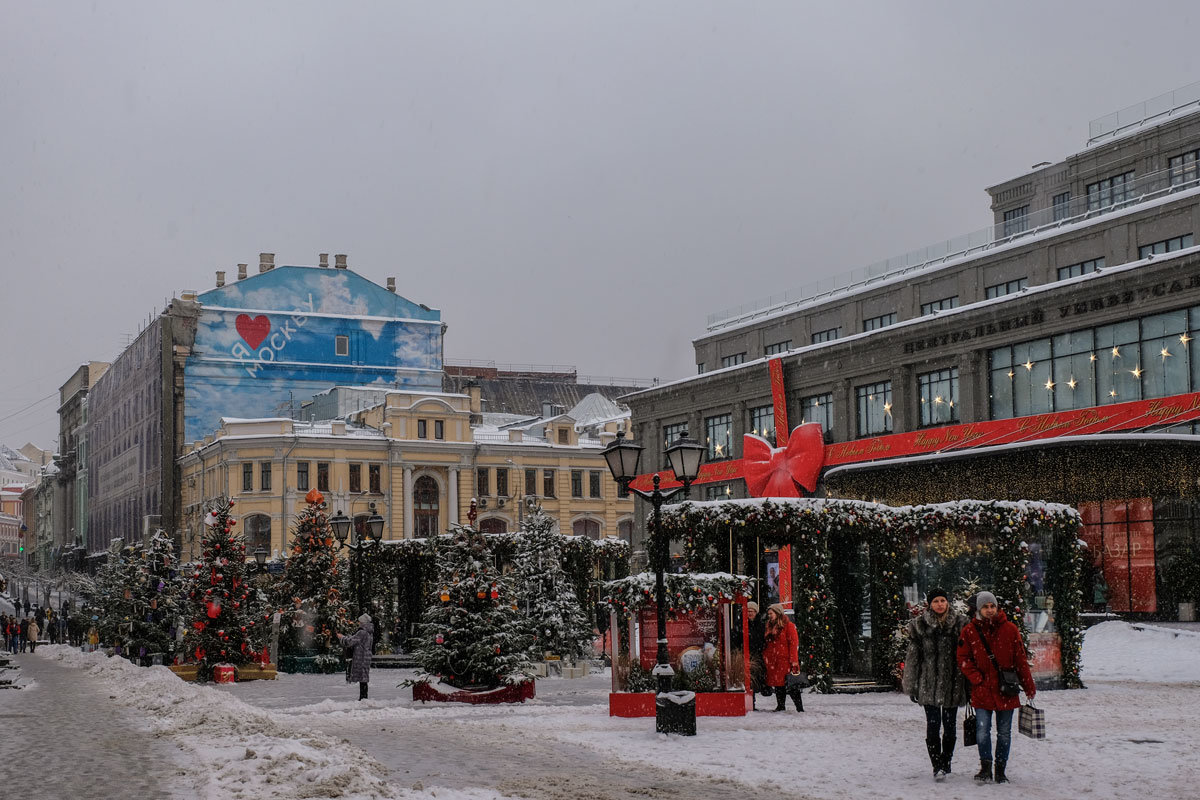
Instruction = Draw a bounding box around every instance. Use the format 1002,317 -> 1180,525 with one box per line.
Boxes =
902,587 -> 969,780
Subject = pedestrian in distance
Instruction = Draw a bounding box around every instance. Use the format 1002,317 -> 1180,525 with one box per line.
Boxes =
19,617 -> 29,653
957,591 -> 1036,784
742,601 -> 768,709
338,613 -> 374,701
903,587 -> 970,780
26,617 -> 40,653
762,603 -> 803,712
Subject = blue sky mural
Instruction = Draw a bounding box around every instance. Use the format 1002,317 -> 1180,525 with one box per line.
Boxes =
184,267 -> 442,440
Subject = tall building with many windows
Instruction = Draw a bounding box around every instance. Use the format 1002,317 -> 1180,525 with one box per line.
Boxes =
626,83 -> 1200,618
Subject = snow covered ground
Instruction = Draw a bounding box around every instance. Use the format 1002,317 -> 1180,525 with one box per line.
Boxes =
29,621 -> 1200,799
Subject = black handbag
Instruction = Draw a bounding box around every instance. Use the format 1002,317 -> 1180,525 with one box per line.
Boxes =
963,708 -> 978,747
786,669 -> 810,689
977,625 -> 1022,697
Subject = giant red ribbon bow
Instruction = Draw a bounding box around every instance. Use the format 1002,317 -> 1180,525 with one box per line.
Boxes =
742,423 -> 825,498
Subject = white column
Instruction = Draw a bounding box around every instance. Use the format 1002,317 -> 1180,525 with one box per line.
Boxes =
403,466 -> 414,537
449,468 -> 459,526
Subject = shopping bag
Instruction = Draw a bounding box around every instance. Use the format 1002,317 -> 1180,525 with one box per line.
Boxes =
1018,703 -> 1046,739
963,708 -> 978,747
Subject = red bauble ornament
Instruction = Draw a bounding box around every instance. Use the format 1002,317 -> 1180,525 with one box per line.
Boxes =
435,634 -> 444,644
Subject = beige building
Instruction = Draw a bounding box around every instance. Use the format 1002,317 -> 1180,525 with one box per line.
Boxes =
179,389 -> 635,560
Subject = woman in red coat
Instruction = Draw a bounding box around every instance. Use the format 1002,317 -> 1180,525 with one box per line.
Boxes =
956,591 -> 1036,784
761,604 -> 803,712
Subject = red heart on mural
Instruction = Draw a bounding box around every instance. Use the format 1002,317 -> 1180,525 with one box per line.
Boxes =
742,423 -> 825,498
235,314 -> 271,349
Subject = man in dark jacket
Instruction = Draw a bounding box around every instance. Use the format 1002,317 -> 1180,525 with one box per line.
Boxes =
957,591 -> 1036,784
903,587 -> 969,780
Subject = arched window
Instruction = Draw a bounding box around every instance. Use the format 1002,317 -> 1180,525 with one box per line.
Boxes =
244,513 -> 271,555
413,476 -> 440,537
617,519 -> 633,543
572,518 -> 601,540
479,517 -> 508,533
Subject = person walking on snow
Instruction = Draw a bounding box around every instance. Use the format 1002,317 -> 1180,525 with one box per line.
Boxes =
956,591 -> 1036,784
25,617 -> 39,653
762,604 -> 803,712
903,587 -> 969,780
338,613 -> 374,701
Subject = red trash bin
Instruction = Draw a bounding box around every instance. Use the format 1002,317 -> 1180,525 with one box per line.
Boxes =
213,664 -> 236,684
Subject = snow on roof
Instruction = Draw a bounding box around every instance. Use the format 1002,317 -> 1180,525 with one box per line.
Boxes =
567,393 -> 627,426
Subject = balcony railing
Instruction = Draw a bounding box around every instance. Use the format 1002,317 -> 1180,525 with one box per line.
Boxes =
705,163 -> 1200,332
1088,80 -> 1200,145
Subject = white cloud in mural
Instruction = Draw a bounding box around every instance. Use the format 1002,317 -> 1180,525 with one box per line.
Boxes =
196,311 -> 247,352
359,317 -> 386,341
393,325 -> 437,368
317,273 -> 369,317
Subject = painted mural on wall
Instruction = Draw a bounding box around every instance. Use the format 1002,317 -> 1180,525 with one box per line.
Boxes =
185,266 -> 443,441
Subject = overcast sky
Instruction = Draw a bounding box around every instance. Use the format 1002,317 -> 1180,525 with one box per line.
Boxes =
3,1 -> 1199,450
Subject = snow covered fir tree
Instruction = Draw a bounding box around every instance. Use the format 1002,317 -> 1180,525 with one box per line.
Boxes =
272,488 -> 352,659
512,509 -> 594,664
88,539 -> 146,652
181,498 -> 271,678
411,525 -> 533,689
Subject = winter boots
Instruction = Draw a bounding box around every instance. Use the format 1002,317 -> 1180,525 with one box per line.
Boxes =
773,686 -> 803,712
773,687 -> 786,711
994,760 -> 1008,784
926,736 -> 943,779
359,681 -> 369,701
974,759 -> 993,783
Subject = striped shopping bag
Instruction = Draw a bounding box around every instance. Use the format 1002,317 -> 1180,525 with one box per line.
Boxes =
1018,703 -> 1046,739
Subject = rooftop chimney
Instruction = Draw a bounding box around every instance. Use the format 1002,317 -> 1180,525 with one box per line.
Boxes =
386,277 -> 396,293
215,271 -> 225,288
334,253 -> 348,269
237,263 -> 248,280
259,252 -> 274,273
319,253 -> 329,268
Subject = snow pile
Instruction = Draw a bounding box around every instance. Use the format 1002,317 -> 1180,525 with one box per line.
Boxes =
1082,621 -> 1200,682
38,646 -> 515,800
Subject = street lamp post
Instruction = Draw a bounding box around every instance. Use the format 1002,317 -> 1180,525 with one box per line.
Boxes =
330,503 -> 385,616
602,428 -> 705,735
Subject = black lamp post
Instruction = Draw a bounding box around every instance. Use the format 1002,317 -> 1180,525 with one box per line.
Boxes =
602,427 -> 705,734
331,504 -> 385,615
253,545 -> 268,574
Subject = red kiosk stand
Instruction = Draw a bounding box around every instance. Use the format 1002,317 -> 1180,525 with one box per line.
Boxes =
608,595 -> 753,717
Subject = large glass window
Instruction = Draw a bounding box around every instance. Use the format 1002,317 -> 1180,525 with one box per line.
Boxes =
589,470 -> 601,498
368,464 -> 381,494
348,463 -> 361,493
918,368 -> 959,426
1169,150 -> 1199,186
496,468 -> 508,497
317,462 -> 329,492
985,278 -> 1027,299
863,312 -> 896,332
524,468 -> 537,497
1057,258 -> 1105,281
413,476 -> 439,537
1002,205 -> 1029,236
571,469 -> 583,498
749,405 -> 775,442
1087,170 -> 1134,210
476,467 -> 489,496
811,327 -> 841,344
721,353 -> 746,368
1078,499 -> 1156,613
705,413 -> 733,460
1138,234 -> 1194,259
663,421 -> 688,450
296,461 -> 309,491
764,340 -> 791,356
243,463 -> 253,492
855,382 -> 892,437
1052,191 -> 1072,221
543,469 -> 556,498
921,296 -> 959,315
801,393 -> 833,435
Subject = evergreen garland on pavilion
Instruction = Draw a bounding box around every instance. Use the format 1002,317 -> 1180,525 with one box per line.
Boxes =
181,498 -> 271,679
273,489 -> 353,658
512,509 -> 594,663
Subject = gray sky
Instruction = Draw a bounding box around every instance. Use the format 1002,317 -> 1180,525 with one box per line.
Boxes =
3,1 -> 1198,449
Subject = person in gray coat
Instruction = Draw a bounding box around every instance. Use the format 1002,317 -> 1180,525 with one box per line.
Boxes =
902,587 -> 970,780
338,613 -> 374,700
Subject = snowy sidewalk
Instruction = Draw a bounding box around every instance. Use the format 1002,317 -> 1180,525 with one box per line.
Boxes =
0,651 -> 184,799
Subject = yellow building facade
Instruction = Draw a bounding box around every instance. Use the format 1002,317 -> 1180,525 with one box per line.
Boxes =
179,390 -> 635,560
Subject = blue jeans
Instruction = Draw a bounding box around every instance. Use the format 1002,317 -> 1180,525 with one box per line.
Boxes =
975,708 -> 1014,763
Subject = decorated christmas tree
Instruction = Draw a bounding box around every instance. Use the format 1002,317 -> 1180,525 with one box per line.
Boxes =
181,498 -> 270,678
273,489 -> 353,658
126,529 -> 183,658
90,539 -> 142,649
512,509 -> 594,664
412,524 -> 532,688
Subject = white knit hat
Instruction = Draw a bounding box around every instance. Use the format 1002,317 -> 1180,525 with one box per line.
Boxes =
358,613 -> 372,625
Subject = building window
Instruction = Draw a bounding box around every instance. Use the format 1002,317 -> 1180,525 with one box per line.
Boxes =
317,462 -> 329,492
721,353 -> 746,368
571,470 -> 583,498
260,461 -> 272,491
1002,205 -> 1029,236
764,340 -> 791,356
296,461 -> 309,491
572,518 -> 601,539
1169,150 -> 1199,186
855,381 -> 892,437
589,470 -> 601,498
335,335 -> 349,356
705,413 -> 733,460
244,514 -> 271,555
242,463 -> 253,492
1057,258 -> 1105,281
921,296 -> 959,315
368,464 -> 381,494
496,468 -> 508,497
985,278 -> 1028,299
413,475 -> 439,537
704,483 -> 732,501
417,419 -> 427,439
1086,170 -> 1134,210
476,467 -> 489,496
479,517 -> 507,533
663,422 -> 688,449
862,312 -> 896,332
1052,192 -> 1072,221
1139,234 -> 1194,259
543,469 -> 556,498
557,428 -> 569,445
749,405 -> 775,442
697,363 -> 706,374
811,327 -> 841,344
349,463 -> 361,493
524,468 -> 537,497
918,368 -> 959,427
434,420 -> 444,440
801,393 -> 833,435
